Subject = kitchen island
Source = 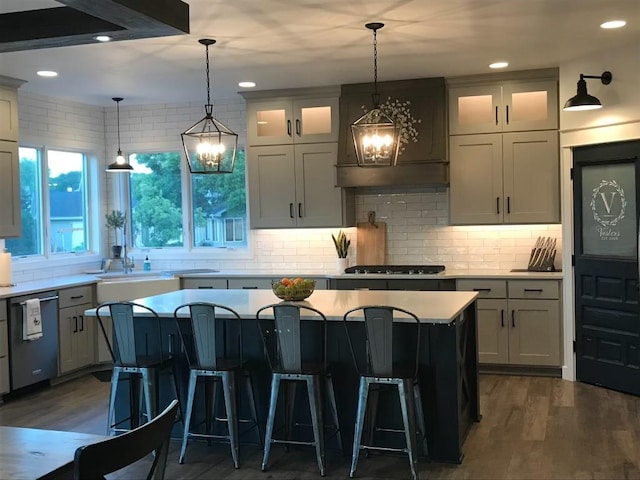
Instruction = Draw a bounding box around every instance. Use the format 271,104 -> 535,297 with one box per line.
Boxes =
87,288 -> 480,463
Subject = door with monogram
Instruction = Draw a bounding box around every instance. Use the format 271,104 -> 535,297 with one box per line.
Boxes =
573,140 -> 640,395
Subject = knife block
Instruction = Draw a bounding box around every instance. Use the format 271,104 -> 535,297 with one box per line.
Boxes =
527,249 -> 557,272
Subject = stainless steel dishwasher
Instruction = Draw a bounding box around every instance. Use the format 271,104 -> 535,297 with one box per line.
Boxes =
8,291 -> 59,391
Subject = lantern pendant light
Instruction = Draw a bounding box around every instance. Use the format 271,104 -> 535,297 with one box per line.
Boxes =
106,97 -> 133,172
351,22 -> 401,167
181,38 -> 238,174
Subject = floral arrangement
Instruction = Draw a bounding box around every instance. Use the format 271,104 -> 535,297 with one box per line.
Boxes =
362,97 -> 421,154
331,230 -> 350,258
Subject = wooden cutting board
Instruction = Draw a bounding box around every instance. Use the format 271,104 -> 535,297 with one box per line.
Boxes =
356,222 -> 387,265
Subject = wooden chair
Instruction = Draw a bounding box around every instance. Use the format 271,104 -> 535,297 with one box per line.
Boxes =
342,305 -> 428,480
73,399 -> 179,480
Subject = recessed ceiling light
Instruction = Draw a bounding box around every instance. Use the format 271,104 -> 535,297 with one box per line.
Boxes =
238,81 -> 256,88
489,61 -> 509,69
95,35 -> 112,42
37,70 -> 58,77
600,20 -> 626,29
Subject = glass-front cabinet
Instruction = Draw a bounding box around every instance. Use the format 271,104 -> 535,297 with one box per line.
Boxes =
246,94 -> 339,146
449,79 -> 558,135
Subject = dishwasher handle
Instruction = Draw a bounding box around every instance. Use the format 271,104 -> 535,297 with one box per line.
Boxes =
19,295 -> 59,305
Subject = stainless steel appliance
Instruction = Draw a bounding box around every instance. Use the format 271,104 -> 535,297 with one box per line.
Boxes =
344,265 -> 446,275
8,291 -> 59,391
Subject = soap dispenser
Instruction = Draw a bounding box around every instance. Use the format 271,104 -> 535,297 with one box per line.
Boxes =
143,256 -> 151,271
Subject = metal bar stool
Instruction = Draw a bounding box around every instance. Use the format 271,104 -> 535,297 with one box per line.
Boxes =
174,302 -> 261,468
256,303 -> 342,477
96,301 -> 181,436
342,305 -> 428,480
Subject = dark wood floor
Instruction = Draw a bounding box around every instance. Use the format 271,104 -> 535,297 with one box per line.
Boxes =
1,373 -> 639,479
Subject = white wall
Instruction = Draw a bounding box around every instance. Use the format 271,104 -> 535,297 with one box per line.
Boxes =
558,40 -> 640,381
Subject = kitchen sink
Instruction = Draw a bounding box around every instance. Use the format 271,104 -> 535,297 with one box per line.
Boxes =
96,271 -> 173,280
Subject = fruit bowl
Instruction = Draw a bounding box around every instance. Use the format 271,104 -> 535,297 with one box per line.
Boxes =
272,278 -> 315,301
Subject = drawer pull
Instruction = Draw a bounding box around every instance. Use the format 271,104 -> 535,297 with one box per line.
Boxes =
473,288 -> 491,292
524,288 -> 544,293
242,286 -> 259,289
70,295 -> 84,300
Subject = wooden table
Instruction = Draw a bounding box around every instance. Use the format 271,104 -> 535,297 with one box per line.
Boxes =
0,426 -> 108,480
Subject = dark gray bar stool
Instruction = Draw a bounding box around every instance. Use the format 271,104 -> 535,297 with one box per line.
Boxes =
256,303 -> 342,477
96,301 -> 181,436
342,305 -> 428,480
173,302 -> 261,468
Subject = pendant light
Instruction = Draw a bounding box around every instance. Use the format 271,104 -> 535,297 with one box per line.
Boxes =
563,71 -> 613,111
351,22 -> 401,167
181,39 -> 238,174
106,97 -> 133,172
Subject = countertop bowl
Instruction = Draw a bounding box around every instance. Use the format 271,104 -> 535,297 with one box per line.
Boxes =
272,278 -> 315,301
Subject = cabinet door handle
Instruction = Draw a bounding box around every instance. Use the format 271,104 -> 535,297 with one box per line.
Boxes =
289,203 -> 294,218
496,197 -> 500,214
79,315 -> 84,332
295,119 -> 301,136
500,309 -> 504,328
473,288 -> 491,292
495,106 -> 499,125
524,288 -> 544,292
242,286 -> 258,289
70,295 -> 84,300
287,119 -> 292,136
507,196 -> 510,214
511,310 -> 515,327
506,105 -> 509,124
73,316 -> 78,333
298,202 -> 302,218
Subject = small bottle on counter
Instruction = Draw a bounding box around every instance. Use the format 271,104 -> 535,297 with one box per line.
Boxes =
143,256 -> 151,271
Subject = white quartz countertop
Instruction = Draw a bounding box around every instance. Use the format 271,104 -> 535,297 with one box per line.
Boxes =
86,288 -> 479,324
0,268 -> 562,300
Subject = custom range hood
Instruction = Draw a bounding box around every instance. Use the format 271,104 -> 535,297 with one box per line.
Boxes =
337,77 -> 449,188
0,0 -> 189,52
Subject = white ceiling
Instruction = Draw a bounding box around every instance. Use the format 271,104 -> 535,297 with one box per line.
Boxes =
1,0 -> 639,106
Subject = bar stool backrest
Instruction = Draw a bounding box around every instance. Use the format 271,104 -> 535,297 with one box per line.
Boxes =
173,302 -> 243,371
96,301 -> 164,367
343,305 -> 421,379
256,303 -> 327,374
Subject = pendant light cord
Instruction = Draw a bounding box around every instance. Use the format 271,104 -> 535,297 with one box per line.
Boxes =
116,99 -> 121,151
205,43 -> 211,106
372,27 -> 378,97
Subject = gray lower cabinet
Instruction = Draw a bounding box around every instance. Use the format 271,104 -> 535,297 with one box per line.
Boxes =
58,285 -> 96,375
457,279 -> 561,366
331,278 -> 455,291
182,276 -> 329,291
181,278 -> 228,289
0,300 -> 9,395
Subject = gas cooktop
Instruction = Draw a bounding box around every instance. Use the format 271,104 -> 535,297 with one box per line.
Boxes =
344,265 -> 446,275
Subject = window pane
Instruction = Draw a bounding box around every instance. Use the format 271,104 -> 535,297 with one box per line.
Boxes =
48,150 -> 88,253
5,147 -> 43,256
129,152 -> 183,248
191,150 -> 248,248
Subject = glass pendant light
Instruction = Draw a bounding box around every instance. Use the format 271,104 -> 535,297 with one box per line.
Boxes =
106,97 -> 133,172
351,22 -> 401,167
181,39 -> 238,174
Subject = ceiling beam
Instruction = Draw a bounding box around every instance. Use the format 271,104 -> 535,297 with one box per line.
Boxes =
0,0 -> 189,53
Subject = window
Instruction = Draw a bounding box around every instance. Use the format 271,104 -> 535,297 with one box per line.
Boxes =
128,149 -> 248,250
129,152 -> 183,248
6,147 -> 89,257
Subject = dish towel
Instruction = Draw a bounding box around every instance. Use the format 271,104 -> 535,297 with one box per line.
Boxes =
23,298 -> 43,341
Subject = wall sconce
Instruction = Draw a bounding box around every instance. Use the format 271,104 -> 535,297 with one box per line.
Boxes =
181,39 -> 238,174
351,22 -> 401,167
563,71 -> 613,111
106,97 -> 133,172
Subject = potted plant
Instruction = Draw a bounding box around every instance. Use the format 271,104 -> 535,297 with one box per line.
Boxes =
105,209 -> 126,258
331,230 -> 350,273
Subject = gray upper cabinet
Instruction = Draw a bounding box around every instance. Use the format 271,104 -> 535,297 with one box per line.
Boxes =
244,88 -> 340,146
336,77 -> 448,188
248,142 -> 354,228
0,81 -> 22,238
448,69 -> 560,225
450,130 -> 560,224
448,78 -> 558,135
